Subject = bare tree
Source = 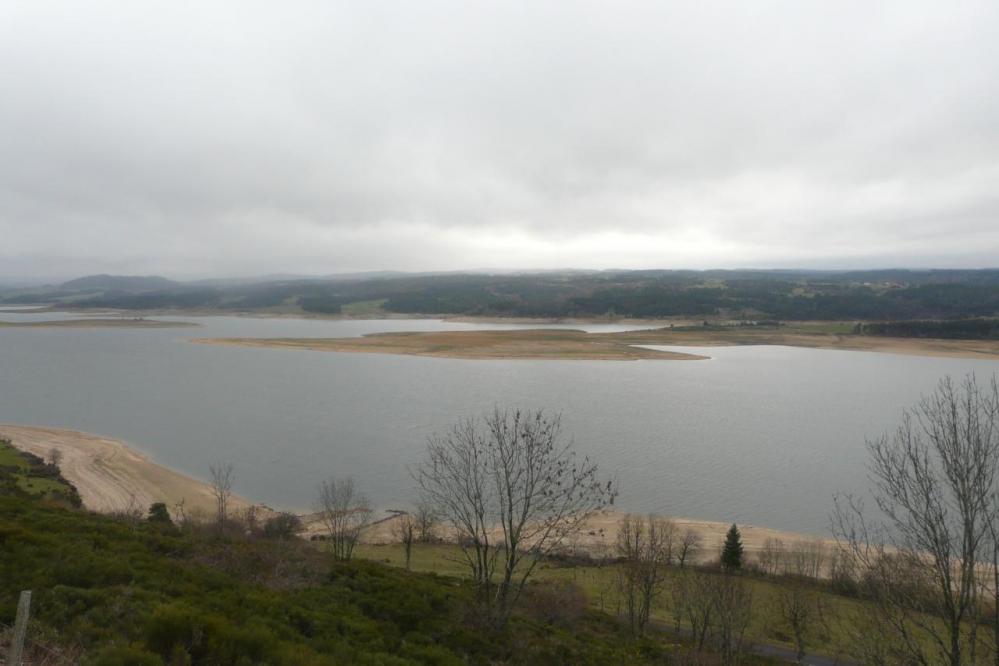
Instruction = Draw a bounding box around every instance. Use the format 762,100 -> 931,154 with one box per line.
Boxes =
832,374 -> 999,666
315,476 -> 372,561
684,571 -> 715,651
48,447 -> 63,468
786,539 -> 827,580
709,573 -> 754,666
110,492 -> 144,526
676,528 -> 701,569
209,461 -> 234,533
414,408 -> 616,626
414,500 -> 438,543
669,570 -> 689,633
393,513 -> 417,569
616,513 -> 676,634
776,580 -> 824,664
757,537 -> 785,577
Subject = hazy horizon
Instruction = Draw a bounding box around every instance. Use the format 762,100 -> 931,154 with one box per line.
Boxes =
7,265 -> 999,289
3,1 -> 998,279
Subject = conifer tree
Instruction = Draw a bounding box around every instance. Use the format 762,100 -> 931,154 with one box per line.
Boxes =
721,523 -> 744,571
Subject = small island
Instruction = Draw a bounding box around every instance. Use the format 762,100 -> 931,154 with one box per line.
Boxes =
194,323 -> 999,361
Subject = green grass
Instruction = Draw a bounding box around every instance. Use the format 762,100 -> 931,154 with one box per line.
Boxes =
0,486 -> 742,664
355,543 -> 867,661
341,299 -> 388,316
0,438 -> 81,506
781,322 -> 857,335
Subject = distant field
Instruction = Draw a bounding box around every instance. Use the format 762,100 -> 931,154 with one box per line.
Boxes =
340,298 -> 388,316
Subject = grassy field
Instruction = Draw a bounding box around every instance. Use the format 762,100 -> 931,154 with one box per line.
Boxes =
353,542 -> 876,663
340,298 -> 389,316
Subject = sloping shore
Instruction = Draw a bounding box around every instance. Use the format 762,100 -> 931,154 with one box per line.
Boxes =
0,425 -> 257,516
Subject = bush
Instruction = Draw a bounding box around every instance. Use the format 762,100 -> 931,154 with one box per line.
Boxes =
90,645 -> 162,666
521,580 -> 589,628
263,512 -> 302,540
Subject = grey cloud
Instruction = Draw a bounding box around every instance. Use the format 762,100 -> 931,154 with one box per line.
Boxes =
1,0 -> 998,278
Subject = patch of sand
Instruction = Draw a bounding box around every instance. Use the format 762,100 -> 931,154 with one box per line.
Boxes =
0,425 -> 259,517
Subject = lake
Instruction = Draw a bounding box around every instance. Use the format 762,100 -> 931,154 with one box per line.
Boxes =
3,311 -> 998,535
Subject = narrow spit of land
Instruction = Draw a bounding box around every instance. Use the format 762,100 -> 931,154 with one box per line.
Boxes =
0,318 -> 196,328
0,424 -> 835,562
195,328 -> 710,361
194,325 -> 999,361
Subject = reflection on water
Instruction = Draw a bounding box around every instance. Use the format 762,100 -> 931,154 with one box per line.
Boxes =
2,313 -> 998,535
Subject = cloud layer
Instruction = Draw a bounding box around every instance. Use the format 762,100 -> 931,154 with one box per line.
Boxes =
2,1 -> 998,278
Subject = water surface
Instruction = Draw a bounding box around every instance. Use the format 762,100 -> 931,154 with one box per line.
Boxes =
2,312 -> 997,535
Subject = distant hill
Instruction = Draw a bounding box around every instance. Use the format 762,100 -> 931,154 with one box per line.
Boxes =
1,268 -> 993,323
60,274 -> 180,292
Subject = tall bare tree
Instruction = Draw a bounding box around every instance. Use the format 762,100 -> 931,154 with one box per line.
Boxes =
315,476 -> 372,561
676,527 -> 702,569
393,513 -> 417,570
616,513 -> 676,634
776,579 -> 824,664
209,461 -> 234,533
414,408 -> 616,625
832,374 -> 999,666
414,500 -> 439,543
709,573 -> 753,666
757,537 -> 785,577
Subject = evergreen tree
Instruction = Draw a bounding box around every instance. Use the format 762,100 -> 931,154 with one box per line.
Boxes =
147,502 -> 173,525
721,523 -> 744,571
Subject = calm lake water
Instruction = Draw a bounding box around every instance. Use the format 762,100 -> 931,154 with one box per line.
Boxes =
3,312 -> 998,535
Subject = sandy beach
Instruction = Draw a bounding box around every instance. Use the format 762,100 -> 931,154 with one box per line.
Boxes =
0,424 -> 258,517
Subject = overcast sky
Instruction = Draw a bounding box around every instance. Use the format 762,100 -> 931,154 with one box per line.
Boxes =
1,1 -> 997,280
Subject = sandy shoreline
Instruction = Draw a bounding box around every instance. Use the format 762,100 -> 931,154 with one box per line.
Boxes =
0,424 -> 834,561
0,424 -> 257,517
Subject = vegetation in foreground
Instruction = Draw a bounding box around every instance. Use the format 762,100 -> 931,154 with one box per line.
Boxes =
0,438 -> 80,508
0,440 -> 770,665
